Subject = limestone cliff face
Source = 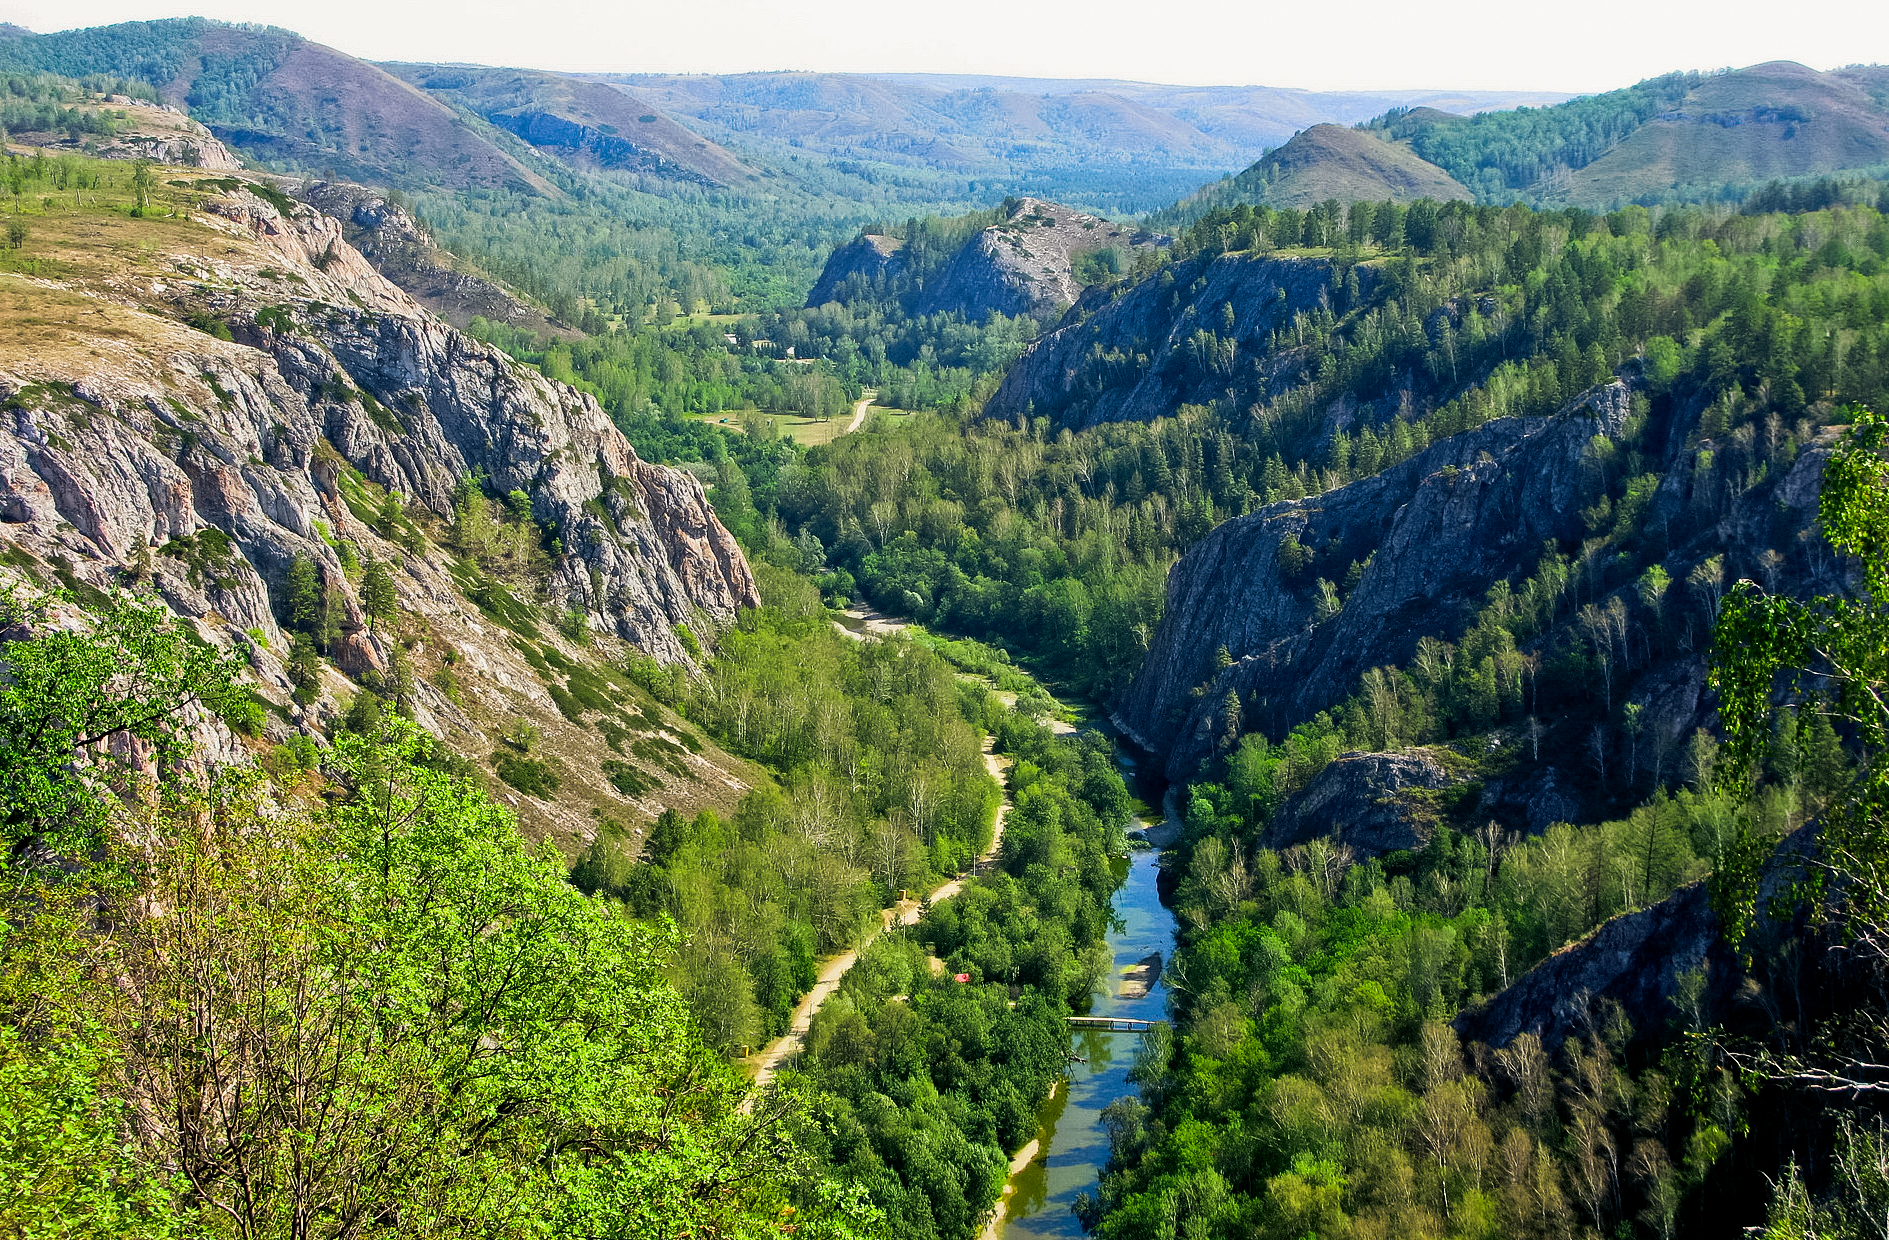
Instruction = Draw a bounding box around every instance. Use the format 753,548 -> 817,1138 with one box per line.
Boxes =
1261,749 -> 1458,856
1116,385 -> 1633,781
0,174 -> 761,842
805,234 -> 905,309
804,198 -> 1164,322
293,181 -> 566,336
0,180 -> 756,670
918,198 -> 1161,321
987,250 -> 1368,429
1115,379 -> 1838,786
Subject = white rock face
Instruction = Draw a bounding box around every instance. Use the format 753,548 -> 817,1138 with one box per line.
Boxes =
0,181 -> 757,682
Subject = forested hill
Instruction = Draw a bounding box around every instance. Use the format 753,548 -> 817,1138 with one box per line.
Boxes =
1161,60 -> 1889,224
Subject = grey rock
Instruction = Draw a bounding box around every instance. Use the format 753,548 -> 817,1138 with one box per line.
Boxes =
0,180 -> 756,678
1262,748 -> 1460,856
292,181 -> 567,336
988,250 -> 1370,429
806,234 -> 905,308
1117,383 -> 1633,782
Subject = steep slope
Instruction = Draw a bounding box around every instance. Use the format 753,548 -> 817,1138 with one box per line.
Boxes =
804,233 -> 906,308
1187,123 -> 1473,210
1559,61 -> 1889,204
1113,380 -> 1835,783
293,179 -> 570,335
0,156 -> 760,845
4,89 -> 242,170
987,249 -> 1363,428
804,197 -> 1166,321
387,64 -> 753,188
917,197 -> 1163,319
0,19 -> 551,192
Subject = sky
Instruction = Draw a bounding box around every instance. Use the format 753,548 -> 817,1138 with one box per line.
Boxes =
8,0 -> 1889,92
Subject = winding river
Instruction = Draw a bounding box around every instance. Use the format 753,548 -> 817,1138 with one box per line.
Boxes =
829,608 -> 1181,1237
992,754 -> 1179,1239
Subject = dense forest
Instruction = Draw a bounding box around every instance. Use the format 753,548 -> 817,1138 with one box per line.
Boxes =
15,33 -> 1889,1237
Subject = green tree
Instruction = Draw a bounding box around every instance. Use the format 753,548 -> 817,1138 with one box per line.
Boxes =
0,587 -> 244,861
360,556 -> 395,632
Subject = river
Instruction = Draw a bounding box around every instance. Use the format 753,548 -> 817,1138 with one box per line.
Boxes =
994,752 -> 1179,1239
829,607 -> 1181,1237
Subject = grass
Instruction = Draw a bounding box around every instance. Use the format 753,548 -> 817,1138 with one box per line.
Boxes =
689,405 -> 914,447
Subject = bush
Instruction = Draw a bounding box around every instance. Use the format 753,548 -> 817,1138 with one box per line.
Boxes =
493,750 -> 560,798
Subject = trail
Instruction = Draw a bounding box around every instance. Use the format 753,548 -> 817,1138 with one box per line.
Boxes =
745,689 -> 1012,1098
843,388 -> 877,434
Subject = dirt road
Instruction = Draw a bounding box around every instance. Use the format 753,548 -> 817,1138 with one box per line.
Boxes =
745,741 -> 1011,1097
844,389 -> 877,434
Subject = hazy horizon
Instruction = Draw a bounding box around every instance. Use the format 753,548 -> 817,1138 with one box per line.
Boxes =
6,0 -> 1885,94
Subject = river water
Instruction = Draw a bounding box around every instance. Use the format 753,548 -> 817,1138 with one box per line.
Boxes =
996,760 -> 1179,1238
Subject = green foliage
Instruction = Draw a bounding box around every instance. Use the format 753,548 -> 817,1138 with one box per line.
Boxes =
1711,405 -> 1889,949
492,749 -> 560,798
0,586 -> 245,862
0,584 -> 877,1237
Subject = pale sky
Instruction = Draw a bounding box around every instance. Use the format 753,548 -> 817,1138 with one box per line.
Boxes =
8,0 -> 1888,92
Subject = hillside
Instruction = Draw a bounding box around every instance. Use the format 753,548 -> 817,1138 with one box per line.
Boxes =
0,151 -> 764,849
1557,60 -> 1889,203
0,18 -> 552,191
386,63 -> 754,187
807,196 -> 1165,320
1180,122 -> 1473,212
598,70 -> 1563,213
1400,59 -> 1889,206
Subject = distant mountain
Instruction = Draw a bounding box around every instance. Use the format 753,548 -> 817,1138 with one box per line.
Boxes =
0,19 -> 552,192
384,64 -> 753,188
0,19 -> 746,195
1391,60 -> 1889,207
1168,61 -> 1889,218
1549,61 -> 1889,203
1181,123 -> 1473,211
594,71 -> 1569,214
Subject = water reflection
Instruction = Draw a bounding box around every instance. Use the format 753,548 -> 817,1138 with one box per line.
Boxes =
999,838 -> 1178,1238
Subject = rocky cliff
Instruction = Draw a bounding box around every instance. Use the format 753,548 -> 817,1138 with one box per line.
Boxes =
1260,749 -> 1461,855
986,250 -> 1370,429
0,163 -> 760,844
805,234 -> 905,308
12,94 -> 243,170
918,198 -> 1163,320
1115,379 -> 1838,785
804,198 -> 1164,321
293,180 -> 567,335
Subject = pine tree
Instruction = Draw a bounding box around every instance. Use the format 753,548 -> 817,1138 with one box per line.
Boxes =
361,558 -> 396,632
287,554 -> 321,633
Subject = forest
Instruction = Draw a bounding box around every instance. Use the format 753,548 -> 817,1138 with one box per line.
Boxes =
11,38 -> 1889,1235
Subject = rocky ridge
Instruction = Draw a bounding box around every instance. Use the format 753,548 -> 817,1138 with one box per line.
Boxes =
9,95 -> 242,170
917,197 -> 1163,320
292,180 -> 568,335
0,163 -> 760,844
987,250 -> 1371,429
1114,379 -> 1837,787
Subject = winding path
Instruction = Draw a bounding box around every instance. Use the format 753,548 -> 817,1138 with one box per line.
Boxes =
745,718 -> 1012,1096
843,389 -> 877,434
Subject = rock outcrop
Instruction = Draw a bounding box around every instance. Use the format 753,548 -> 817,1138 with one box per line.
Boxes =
987,250 -> 1369,429
1456,878 -> 1733,1053
918,198 -> 1162,321
11,95 -> 242,170
805,234 -> 905,308
293,180 -> 567,335
1116,385 -> 1635,781
1261,749 -> 1461,855
0,168 -> 760,841
1457,825 -> 1823,1053
805,199 -> 1165,321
